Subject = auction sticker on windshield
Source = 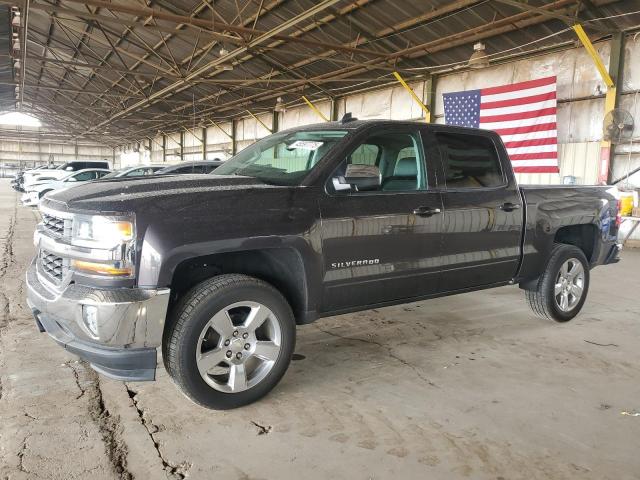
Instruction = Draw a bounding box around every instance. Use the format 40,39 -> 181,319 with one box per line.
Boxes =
288,140 -> 324,151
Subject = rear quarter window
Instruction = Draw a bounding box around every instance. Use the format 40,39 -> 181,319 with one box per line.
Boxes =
436,132 -> 504,189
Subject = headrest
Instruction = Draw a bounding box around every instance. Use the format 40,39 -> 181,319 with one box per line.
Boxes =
394,157 -> 417,176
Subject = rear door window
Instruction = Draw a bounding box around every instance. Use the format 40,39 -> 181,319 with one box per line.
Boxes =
436,132 -> 504,189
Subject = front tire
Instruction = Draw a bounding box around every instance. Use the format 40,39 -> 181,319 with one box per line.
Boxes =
164,274 -> 296,409
525,243 -> 590,322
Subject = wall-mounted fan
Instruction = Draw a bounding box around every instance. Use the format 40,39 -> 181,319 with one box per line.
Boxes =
603,108 -> 634,143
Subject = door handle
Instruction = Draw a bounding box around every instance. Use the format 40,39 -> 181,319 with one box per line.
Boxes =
499,202 -> 521,212
412,206 -> 442,217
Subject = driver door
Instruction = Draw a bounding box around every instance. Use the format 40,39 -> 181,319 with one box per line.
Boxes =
319,125 -> 443,312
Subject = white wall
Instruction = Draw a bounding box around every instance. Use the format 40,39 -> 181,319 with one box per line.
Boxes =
0,136 -> 114,176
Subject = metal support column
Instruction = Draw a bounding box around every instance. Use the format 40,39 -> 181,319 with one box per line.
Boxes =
162,134 -> 166,163
231,120 -> 237,155
604,32 -> 625,183
202,127 -> 207,160
424,75 -> 437,123
330,98 -> 339,121
179,131 -> 184,161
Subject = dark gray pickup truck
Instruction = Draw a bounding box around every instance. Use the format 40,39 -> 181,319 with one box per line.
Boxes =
27,118 -> 621,409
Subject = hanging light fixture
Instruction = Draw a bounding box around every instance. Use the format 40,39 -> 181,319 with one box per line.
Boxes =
218,46 -> 233,71
274,97 -> 286,112
468,42 -> 489,69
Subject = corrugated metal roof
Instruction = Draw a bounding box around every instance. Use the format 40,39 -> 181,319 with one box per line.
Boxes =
5,0 -> 640,145
0,6 -> 15,112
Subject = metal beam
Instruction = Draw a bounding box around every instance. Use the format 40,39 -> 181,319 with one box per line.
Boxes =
246,110 -> 272,133
301,95 -> 329,122
573,24 -> 614,87
492,0 -> 610,33
392,71 -> 430,121
57,0 -> 388,59
78,0 -> 344,137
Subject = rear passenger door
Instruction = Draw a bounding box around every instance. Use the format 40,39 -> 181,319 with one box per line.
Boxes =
319,125 -> 443,312
432,129 -> 523,291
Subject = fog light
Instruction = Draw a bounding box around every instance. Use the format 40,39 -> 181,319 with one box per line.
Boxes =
82,305 -> 99,337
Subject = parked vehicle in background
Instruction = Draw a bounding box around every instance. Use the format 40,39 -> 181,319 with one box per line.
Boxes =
101,165 -> 166,179
155,160 -> 222,174
21,168 -> 111,206
27,119 -> 621,410
22,160 -> 111,189
11,167 -> 55,192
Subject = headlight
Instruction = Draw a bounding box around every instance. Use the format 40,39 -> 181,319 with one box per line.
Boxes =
71,214 -> 136,277
72,215 -> 134,247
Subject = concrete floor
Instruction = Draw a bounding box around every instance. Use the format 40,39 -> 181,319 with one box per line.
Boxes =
1,178 -> 639,480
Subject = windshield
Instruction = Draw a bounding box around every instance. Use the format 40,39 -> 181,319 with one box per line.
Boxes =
212,129 -> 348,185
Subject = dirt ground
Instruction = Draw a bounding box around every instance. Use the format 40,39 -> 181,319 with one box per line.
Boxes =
1,178 -> 639,480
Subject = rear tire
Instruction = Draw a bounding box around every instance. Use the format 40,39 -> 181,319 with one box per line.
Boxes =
525,243 -> 590,322
164,274 -> 295,409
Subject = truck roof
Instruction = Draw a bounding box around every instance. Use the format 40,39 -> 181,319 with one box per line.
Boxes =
286,118 -> 496,135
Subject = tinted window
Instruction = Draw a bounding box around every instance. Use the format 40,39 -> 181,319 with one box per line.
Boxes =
436,133 -> 503,188
96,171 -> 109,178
175,165 -> 203,173
126,168 -> 146,177
331,131 -> 426,193
349,144 -> 379,166
85,162 -> 108,169
70,171 -> 96,181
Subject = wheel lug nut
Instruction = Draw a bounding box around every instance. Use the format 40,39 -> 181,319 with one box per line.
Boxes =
233,330 -> 239,337
226,350 -> 232,358
242,332 -> 248,339
236,352 -> 242,359
244,343 -> 250,350
224,339 -> 230,346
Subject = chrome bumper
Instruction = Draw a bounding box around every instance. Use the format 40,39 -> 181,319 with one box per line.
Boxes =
26,259 -> 170,381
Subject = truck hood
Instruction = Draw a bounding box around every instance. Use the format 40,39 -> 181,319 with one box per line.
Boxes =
43,174 -> 283,213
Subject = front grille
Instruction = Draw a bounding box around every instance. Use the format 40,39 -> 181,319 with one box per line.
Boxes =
40,250 -> 68,283
42,213 -> 69,238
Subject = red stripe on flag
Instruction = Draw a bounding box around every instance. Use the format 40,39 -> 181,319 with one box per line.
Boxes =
492,122 -> 557,136
481,76 -> 556,96
479,107 -> 556,123
513,166 -> 560,173
509,152 -> 558,160
503,137 -> 557,149
480,91 -> 556,109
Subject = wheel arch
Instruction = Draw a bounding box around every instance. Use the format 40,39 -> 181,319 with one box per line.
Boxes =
553,223 -> 598,262
166,247 -> 312,325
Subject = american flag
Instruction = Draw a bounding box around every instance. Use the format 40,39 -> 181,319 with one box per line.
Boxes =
443,76 -> 559,173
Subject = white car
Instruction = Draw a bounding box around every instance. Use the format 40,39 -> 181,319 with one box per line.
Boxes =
21,168 -> 111,206
101,165 -> 166,179
22,160 -> 111,189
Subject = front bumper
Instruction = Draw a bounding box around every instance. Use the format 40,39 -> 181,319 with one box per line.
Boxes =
26,260 -> 170,381
21,191 -> 39,207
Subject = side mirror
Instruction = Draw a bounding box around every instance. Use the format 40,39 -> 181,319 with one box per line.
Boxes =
65,166 -> 74,171
333,164 -> 381,192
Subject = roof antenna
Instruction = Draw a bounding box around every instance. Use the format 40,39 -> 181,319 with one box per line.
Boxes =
340,112 -> 357,124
